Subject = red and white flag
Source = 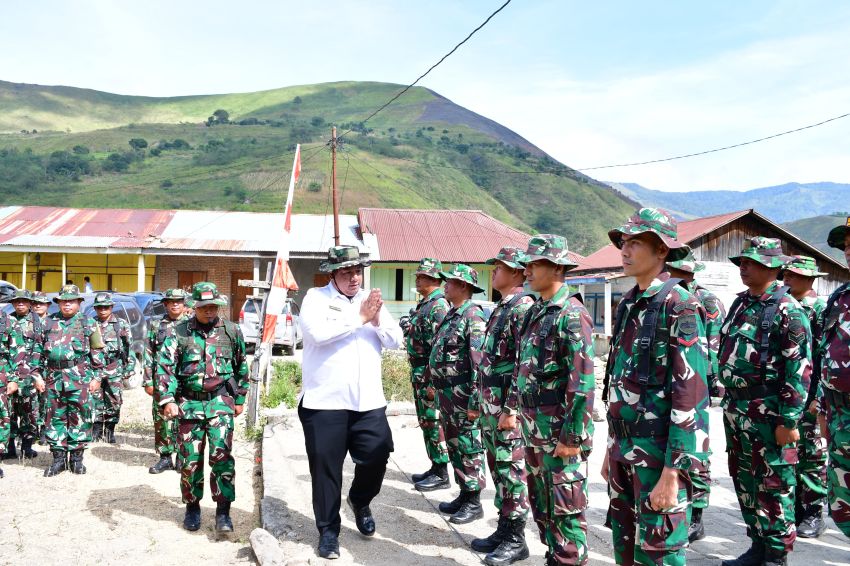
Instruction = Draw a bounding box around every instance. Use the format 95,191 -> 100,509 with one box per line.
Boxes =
261,145 -> 300,344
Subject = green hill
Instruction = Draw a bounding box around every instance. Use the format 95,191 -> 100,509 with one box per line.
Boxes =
0,80 -> 636,253
783,214 -> 850,262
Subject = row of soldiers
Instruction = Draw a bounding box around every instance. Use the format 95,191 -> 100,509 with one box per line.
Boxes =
401,207 -> 850,566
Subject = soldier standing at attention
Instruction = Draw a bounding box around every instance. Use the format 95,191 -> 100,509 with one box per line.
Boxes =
468,247 -> 535,565
665,251 -> 727,542
719,237 -> 811,566
30,291 -> 51,446
429,264 -> 487,525
91,292 -> 135,444
158,282 -> 248,535
34,284 -> 105,477
816,218 -> 850,538
144,288 -> 188,474
7,290 -> 43,460
780,255 -> 829,538
403,258 -> 451,492
602,208 -> 710,566
0,306 -> 23,478
502,235 -> 596,566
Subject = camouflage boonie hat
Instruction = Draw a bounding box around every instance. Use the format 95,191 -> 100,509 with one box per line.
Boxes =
827,216 -> 850,250
781,255 -> 826,278
729,236 -> 792,268
439,263 -> 486,294
608,207 -> 690,261
31,291 -> 50,304
54,284 -> 82,302
162,288 -> 187,302
520,235 -> 578,269
665,250 -> 705,274
319,245 -> 371,273
11,289 -> 33,302
414,258 -> 443,279
92,292 -> 115,307
191,282 -> 228,308
485,246 -> 528,270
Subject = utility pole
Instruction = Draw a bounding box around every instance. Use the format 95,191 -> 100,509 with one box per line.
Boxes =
330,126 -> 340,246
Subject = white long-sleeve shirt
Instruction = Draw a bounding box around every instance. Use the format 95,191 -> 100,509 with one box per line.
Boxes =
299,282 -> 403,411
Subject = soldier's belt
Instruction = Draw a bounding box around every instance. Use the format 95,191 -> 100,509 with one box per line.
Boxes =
179,385 -> 227,401
431,375 -> 471,388
519,386 -> 566,408
481,374 -> 509,388
607,415 -> 669,439
47,357 -> 85,370
724,383 -> 780,401
823,387 -> 850,409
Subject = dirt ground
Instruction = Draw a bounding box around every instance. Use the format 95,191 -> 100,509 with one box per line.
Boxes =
0,387 -> 260,566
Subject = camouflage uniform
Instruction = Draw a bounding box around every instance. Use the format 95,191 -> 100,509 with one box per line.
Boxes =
403,259 -> 450,473
719,238 -> 811,560
0,310 -> 23,473
31,291 -> 51,438
605,209 -> 710,566
91,293 -> 136,434
428,264 -> 487,521
157,282 -> 249,509
506,235 -> 595,566
8,291 -> 44,452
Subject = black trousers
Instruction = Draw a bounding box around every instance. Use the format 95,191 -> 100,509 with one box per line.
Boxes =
298,403 -> 394,535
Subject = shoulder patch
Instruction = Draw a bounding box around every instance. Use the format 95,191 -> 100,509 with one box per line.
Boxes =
788,316 -> 806,344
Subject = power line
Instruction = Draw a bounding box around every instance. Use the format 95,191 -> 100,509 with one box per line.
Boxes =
337,0 -> 512,139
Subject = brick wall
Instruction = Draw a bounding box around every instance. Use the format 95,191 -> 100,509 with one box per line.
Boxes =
156,255 -> 255,320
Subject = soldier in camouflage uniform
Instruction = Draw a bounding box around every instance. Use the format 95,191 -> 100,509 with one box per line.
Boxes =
719,237 -> 811,566
31,291 -> 51,445
816,218 -> 850,538
404,258 -> 451,491
91,292 -> 135,444
6,289 -> 43,460
0,306 -> 24,478
157,282 -> 249,534
33,284 -> 105,477
467,247 -> 535,565
603,208 -> 710,566
780,255 -> 829,538
428,264 -> 488,524
666,251 -> 727,542
144,288 -> 188,474
501,236 -> 595,566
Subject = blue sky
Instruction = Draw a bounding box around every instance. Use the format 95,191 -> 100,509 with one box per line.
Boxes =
1,1 -> 848,191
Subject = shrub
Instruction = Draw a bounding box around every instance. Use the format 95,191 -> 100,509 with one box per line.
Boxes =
72,145 -> 90,155
129,138 -> 148,150
262,360 -> 303,408
160,179 -> 173,188
382,351 -> 411,402
307,181 -> 322,193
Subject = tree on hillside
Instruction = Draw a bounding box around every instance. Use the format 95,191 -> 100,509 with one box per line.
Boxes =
206,109 -> 230,126
129,138 -> 148,150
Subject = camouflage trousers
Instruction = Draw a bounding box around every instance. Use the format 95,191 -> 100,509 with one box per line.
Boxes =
177,410 -> 236,504
411,366 -> 448,466
10,388 -> 40,442
480,401 -> 529,520
37,390 -> 48,428
436,383 -> 486,492
690,451 -> 712,509
152,391 -> 177,456
0,388 -> 9,453
795,411 -> 828,511
91,374 -> 123,425
609,459 -> 692,566
824,400 -> 850,538
45,378 -> 92,452
723,407 -> 797,554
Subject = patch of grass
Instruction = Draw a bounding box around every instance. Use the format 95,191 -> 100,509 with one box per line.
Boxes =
244,415 -> 267,442
262,360 -> 302,409
382,351 -> 412,402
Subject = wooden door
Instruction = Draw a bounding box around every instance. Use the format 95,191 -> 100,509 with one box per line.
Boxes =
177,271 -> 208,293
230,271 -> 253,321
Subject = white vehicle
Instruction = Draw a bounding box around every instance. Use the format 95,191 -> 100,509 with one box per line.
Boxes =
239,297 -> 303,355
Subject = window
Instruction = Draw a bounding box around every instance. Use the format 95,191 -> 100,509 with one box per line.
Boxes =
394,269 -> 403,301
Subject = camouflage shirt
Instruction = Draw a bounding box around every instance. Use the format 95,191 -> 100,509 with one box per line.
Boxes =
37,312 -> 105,383
405,289 -> 449,368
0,312 -> 23,386
471,287 -> 535,411
606,273 -> 710,470
798,290 -> 826,332
427,299 -> 485,388
818,283 -> 850,394
718,280 -> 812,428
505,284 -> 595,448
690,284 -> 726,384
9,311 -> 42,383
156,316 -> 250,416
143,313 -> 188,388
96,315 -> 136,379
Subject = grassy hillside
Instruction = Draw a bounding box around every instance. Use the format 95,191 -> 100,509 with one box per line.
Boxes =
783,214 -> 849,262
0,80 -> 636,253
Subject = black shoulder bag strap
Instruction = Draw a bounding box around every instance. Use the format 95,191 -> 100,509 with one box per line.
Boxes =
602,296 -> 630,405
758,285 -> 789,382
635,278 -> 682,413
490,292 -> 534,343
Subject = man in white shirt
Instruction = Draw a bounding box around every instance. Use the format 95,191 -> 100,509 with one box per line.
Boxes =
299,245 -> 403,560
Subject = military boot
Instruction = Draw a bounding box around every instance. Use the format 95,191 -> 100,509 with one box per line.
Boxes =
412,462 -> 441,483
92,422 -> 103,442
44,450 -> 67,477
450,490 -> 483,524
69,450 -> 87,474
104,422 -> 116,444
3,440 -> 17,460
483,517 -> 529,565
184,502 -> 201,531
688,507 -> 705,542
215,501 -> 234,534
415,463 -> 450,492
721,541 -> 765,566
149,454 -> 175,474
797,502 -> 826,538
21,438 -> 38,459
439,492 -> 465,514
471,516 -> 509,553
763,549 -> 787,566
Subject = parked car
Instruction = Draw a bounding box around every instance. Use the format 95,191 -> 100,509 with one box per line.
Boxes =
239,297 -> 302,355
130,291 -> 167,322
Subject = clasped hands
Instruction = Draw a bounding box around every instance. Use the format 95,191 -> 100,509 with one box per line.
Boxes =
359,288 -> 383,326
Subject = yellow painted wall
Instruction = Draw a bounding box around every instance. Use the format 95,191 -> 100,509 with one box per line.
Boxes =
0,252 -> 155,292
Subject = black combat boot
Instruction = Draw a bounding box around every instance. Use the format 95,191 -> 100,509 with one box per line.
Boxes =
439,492 -> 465,514
149,454 -> 175,474
797,501 -> 826,538
92,422 -> 103,442
412,462 -> 441,483
20,438 -> 38,459
763,549 -> 788,566
3,440 -> 17,460
44,450 -> 67,477
104,422 -> 116,444
415,463 -> 450,492
483,517 -> 529,565
688,507 -> 705,542
183,502 -> 201,531
69,450 -> 87,474
721,541 -> 765,566
450,490 -> 483,524
471,516 -> 509,553
215,501 -> 234,534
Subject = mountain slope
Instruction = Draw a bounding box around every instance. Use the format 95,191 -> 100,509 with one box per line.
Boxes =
783,214 -> 849,262
0,80 -> 636,253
